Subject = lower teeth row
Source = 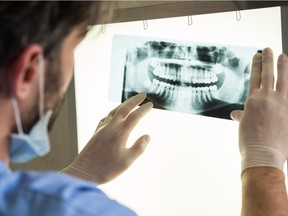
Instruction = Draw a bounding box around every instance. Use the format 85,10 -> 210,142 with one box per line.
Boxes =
152,79 -> 217,92
150,78 -> 219,103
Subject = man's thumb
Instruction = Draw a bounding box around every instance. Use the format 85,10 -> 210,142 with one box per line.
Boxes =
230,110 -> 243,122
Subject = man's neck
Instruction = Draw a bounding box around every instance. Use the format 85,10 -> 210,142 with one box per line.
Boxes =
0,98 -> 15,165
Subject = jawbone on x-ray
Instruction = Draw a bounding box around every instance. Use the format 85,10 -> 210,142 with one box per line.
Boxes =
111,35 -> 260,119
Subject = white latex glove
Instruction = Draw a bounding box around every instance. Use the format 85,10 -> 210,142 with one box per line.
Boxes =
61,93 -> 153,184
231,48 -> 288,173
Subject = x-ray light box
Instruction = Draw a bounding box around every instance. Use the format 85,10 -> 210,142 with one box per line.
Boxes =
74,6 -> 284,216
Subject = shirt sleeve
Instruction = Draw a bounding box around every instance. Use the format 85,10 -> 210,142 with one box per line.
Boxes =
0,168 -> 137,216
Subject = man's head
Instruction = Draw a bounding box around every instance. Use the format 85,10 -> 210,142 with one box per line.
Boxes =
0,2 -> 109,133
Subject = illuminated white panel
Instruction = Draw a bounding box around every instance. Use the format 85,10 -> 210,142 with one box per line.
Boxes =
74,7 -> 282,216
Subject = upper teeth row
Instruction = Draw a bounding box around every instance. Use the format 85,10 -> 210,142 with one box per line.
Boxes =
153,66 -> 218,84
150,57 -> 214,68
152,79 -> 217,92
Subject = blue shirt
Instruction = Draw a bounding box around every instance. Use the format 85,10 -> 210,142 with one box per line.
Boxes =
0,161 -> 136,216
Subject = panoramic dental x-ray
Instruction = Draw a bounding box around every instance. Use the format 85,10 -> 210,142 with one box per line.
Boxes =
113,35 -> 259,119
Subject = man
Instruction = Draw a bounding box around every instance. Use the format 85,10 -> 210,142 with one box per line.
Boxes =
231,48 -> 288,215
0,2 -> 152,215
0,2 -> 288,216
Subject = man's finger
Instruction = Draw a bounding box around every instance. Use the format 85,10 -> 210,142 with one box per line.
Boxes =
248,53 -> 262,96
107,104 -> 122,119
261,48 -> 274,91
230,110 -> 243,122
276,53 -> 288,97
128,135 -> 150,164
124,102 -> 153,132
100,103 -> 124,126
114,93 -> 147,120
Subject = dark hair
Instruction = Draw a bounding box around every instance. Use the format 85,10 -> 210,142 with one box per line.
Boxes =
0,2 -> 107,66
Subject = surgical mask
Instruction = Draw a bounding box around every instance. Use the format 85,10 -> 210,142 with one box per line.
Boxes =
9,55 -> 53,163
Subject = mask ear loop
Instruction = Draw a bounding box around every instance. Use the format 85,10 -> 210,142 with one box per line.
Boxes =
11,55 -> 45,135
11,97 -> 24,135
38,55 -> 44,117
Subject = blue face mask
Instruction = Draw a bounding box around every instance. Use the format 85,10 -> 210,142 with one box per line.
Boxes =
9,55 -> 53,163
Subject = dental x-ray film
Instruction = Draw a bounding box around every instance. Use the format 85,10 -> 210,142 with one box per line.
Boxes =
109,35 -> 261,120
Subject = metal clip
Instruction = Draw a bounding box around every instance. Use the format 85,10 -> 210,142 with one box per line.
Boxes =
188,16 -> 193,26
101,25 -> 106,33
236,11 -> 241,21
143,20 -> 148,30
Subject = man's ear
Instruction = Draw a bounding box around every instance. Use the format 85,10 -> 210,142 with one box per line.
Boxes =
8,44 -> 43,99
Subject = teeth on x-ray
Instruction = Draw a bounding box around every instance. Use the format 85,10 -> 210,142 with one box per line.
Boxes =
151,77 -> 218,105
122,39 -> 255,116
151,58 -> 219,85
149,54 -> 222,107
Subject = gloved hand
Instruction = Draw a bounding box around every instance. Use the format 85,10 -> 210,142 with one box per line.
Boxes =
61,93 -> 153,184
230,48 -> 288,173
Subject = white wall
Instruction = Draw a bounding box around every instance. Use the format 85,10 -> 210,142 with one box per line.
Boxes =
74,7 -> 283,216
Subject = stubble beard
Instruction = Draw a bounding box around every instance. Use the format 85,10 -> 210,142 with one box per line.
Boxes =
21,57 -> 67,133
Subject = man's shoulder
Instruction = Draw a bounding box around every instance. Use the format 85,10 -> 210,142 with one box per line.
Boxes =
0,163 -> 136,216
